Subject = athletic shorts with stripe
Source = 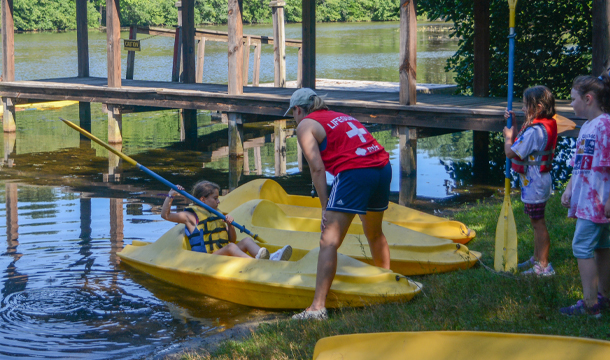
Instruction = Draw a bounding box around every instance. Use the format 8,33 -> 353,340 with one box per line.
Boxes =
326,163 -> 392,215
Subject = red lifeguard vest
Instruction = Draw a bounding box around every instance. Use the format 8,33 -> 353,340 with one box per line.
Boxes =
511,117 -> 558,174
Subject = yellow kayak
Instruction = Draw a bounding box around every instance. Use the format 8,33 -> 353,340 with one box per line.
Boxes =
219,179 -> 476,244
0,100 -> 78,113
118,224 -> 421,309
230,199 -> 480,275
313,331 -> 610,360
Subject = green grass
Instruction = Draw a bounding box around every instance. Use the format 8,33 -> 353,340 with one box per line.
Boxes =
182,191 -> 610,360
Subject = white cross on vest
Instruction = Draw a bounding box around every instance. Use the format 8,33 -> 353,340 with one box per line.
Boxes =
346,122 -> 367,143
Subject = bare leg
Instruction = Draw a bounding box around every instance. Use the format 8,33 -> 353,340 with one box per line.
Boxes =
359,211 -> 390,269
596,248 -> 610,297
308,211 -> 354,311
213,242 -> 252,258
531,217 -> 550,268
236,237 -> 261,256
577,258 -> 598,307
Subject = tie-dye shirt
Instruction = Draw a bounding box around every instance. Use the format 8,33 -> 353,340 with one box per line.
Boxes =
568,113 -> 610,223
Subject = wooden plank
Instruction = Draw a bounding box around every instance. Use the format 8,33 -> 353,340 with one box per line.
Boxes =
181,0 -> 196,84
76,0 -> 89,78
137,26 -> 302,47
242,36 -> 250,86
399,0 -> 416,105
302,0 -> 316,89
473,0 -> 490,97
196,38 -> 205,83
228,0 -> 244,95
106,0 -> 121,88
593,0 -> 610,76
272,4 -> 286,87
253,43 -> 261,86
126,25 -> 137,80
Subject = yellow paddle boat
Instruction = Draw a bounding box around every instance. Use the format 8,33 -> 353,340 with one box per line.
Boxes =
313,331 -> 610,360
0,100 -> 78,114
230,199 -> 480,275
219,179 -> 476,244
118,224 -> 421,309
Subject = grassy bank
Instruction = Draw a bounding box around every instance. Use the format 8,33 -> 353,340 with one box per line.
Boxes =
183,190 -> 610,359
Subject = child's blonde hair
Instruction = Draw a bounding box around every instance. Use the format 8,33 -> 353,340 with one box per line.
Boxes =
192,181 -> 220,200
519,85 -> 556,133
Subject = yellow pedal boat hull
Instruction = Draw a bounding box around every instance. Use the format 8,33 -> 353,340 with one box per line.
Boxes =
219,179 -> 475,244
313,331 -> 610,360
0,100 -> 78,114
230,199 -> 480,275
117,224 -> 421,309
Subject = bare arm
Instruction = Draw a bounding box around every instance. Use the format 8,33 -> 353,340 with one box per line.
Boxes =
160,186 -> 197,231
297,119 -> 328,209
225,215 -> 237,243
503,125 -> 518,159
561,178 -> 573,209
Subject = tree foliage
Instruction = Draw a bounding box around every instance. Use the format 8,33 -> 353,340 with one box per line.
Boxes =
417,0 -> 593,99
13,0 -> 100,30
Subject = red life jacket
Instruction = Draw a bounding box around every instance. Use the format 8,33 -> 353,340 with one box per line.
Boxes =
511,117 -> 558,174
306,110 -> 389,176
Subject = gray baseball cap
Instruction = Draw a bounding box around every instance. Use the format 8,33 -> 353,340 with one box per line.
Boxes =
284,88 -> 318,116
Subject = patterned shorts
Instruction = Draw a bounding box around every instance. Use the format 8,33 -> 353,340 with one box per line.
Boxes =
524,202 -> 546,220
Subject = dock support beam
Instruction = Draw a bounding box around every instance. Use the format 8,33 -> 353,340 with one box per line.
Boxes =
106,0 -> 122,143
6,182 -> 18,241
126,25 -> 137,80
107,105 -> 122,144
399,0 -> 417,105
271,1 -> 286,88
274,120 -> 287,176
180,0 -> 197,144
228,113 -> 244,158
228,0 -> 244,95
302,0 -> 315,89
398,126 -> 417,205
593,0 -> 610,76
242,36 -> 251,86
76,0 -> 91,136
196,38 -> 206,83
253,42 -> 261,86
2,0 -> 16,133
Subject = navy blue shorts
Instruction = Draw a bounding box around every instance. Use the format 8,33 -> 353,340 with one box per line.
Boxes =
327,163 -> 392,215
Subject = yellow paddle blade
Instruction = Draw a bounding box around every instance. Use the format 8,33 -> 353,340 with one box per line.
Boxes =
495,180 -> 518,272
554,114 -> 577,134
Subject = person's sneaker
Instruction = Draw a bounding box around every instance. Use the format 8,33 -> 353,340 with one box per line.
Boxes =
599,293 -> 610,311
560,299 -> 602,318
292,307 -> 328,320
518,256 -> 536,269
270,245 -> 293,261
521,263 -> 555,277
255,247 -> 270,260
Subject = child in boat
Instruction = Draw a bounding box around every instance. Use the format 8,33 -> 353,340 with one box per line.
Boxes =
560,72 -> 610,317
161,180 -> 292,261
503,85 -> 558,276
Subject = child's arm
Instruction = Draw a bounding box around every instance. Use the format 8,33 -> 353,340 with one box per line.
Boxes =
224,215 -> 237,243
503,125 -> 518,159
561,178 -> 573,209
160,185 -> 195,225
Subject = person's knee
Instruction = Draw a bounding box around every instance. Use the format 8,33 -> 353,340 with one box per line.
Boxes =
319,236 -> 340,250
225,242 -> 240,254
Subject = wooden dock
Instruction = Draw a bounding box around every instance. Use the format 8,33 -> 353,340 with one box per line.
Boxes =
0,76 -> 581,136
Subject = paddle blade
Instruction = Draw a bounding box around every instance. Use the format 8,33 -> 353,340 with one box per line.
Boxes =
494,186 -> 518,272
553,114 -> 577,134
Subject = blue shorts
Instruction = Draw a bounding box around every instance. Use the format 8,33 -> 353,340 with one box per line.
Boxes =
327,163 -> 391,215
572,218 -> 610,259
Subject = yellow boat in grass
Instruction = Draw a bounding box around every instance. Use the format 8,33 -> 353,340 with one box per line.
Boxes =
0,100 -> 78,114
118,224 -> 421,309
313,331 -> 610,360
219,179 -> 476,244
230,199 -> 480,275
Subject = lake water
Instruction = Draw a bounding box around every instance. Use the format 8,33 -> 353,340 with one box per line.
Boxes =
0,21 -> 574,358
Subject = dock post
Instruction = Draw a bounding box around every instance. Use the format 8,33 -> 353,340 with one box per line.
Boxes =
254,146 -> 262,175
79,198 -> 92,242
271,1 -> 286,88
242,36 -> 251,86
109,198 -> 124,266
302,0 -> 315,89
3,132 -> 16,167
196,37 -> 206,83
398,126 -> 417,205
126,25 -> 137,80
2,0 -> 16,133
274,120 -> 287,176
229,157 -> 243,191
243,148 -> 250,175
104,143 -> 122,182
253,42 -> 261,86
76,0 -> 91,137
228,113 -> 244,158
106,0 -> 122,143
228,0 -> 244,95
297,46 -> 303,88
6,182 -> 18,241
399,0 -> 417,105
107,105 -> 123,144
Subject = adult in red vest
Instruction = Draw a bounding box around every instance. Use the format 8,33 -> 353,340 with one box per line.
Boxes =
288,88 -> 392,320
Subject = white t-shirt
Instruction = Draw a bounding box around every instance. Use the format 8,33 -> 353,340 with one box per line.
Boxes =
511,125 -> 552,204
568,113 -> 610,223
